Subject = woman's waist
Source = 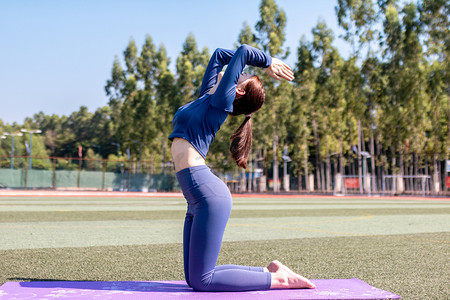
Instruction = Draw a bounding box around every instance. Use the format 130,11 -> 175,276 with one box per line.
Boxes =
171,138 -> 206,172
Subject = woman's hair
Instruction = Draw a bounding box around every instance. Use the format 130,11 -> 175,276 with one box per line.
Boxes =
229,76 -> 265,168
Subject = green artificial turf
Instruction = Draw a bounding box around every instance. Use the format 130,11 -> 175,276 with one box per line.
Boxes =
0,207 -> 447,223
0,195 -> 448,299
1,233 -> 448,299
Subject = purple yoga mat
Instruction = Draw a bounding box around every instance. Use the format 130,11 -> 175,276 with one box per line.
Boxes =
0,278 -> 400,299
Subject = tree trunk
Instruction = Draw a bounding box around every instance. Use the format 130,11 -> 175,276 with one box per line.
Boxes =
368,93 -> 376,191
398,134 -> 404,178
326,149 -> 331,192
273,134 -> 279,193
333,158 -> 338,184
409,154 -> 414,193
320,161 -> 325,192
298,160 -> 303,192
304,142 -> 309,191
414,153 -> 419,192
339,138 -> 344,175
398,134 -> 404,194
357,120 -> 363,193
391,142 -> 396,194
432,95 -> 439,195
425,157 -> 429,192
370,130 -> 376,192
404,156 -> 409,192
377,134 -> 383,192
247,151 -> 252,192
312,117 -> 321,191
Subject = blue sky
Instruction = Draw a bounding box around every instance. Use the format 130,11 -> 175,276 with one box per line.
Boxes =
0,0 -> 348,125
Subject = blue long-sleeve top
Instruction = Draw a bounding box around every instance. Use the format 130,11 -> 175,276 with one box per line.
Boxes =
168,44 -> 272,158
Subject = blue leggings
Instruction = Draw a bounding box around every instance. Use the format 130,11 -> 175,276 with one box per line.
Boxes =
176,165 -> 271,292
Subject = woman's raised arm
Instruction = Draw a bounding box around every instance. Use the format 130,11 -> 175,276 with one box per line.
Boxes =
198,48 -> 235,97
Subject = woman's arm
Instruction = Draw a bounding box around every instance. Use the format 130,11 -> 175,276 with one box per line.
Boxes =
210,44 -> 272,112
198,48 -> 235,98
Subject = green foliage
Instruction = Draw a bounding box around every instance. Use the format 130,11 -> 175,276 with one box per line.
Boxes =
85,148 -> 102,171
1,0 -> 447,189
236,22 -> 258,49
255,0 -> 287,57
176,33 -> 210,106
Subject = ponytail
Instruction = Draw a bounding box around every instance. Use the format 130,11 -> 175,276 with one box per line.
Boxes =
230,115 -> 252,169
229,75 -> 265,169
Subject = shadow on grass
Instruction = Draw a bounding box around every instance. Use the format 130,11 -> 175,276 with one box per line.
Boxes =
9,279 -> 192,293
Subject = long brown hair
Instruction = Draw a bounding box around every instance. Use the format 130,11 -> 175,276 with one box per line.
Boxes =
229,76 -> 265,168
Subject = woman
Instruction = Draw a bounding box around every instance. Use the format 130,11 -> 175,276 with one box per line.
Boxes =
169,44 -> 315,292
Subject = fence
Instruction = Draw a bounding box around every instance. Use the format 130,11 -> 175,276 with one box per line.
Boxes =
1,155 -> 448,196
0,156 -> 178,191
382,175 -> 432,197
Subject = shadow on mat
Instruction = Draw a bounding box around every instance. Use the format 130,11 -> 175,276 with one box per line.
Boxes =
12,279 -> 192,293
9,278 -> 83,282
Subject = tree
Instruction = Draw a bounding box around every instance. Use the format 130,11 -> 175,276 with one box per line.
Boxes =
236,22 -> 259,49
255,0 -> 288,57
335,0 -> 378,57
420,0 -> 449,192
89,106 -> 115,158
379,1 -> 403,189
336,0 -> 379,192
292,37 -> 315,191
309,20 -> 342,191
106,36 -> 165,171
254,0 -> 290,192
154,44 -> 177,170
419,0 -> 449,61
176,33 -> 210,107
105,55 -> 125,132
398,2 -> 428,186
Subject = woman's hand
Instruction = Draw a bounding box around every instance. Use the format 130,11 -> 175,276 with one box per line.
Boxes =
265,58 -> 295,81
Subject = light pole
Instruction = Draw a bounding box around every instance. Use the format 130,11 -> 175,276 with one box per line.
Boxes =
4,132 -> 23,169
21,129 -> 42,170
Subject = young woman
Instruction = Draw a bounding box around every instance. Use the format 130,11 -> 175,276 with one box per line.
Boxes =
169,44 -> 315,292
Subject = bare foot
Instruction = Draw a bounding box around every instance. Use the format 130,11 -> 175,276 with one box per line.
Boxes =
269,260 -> 316,289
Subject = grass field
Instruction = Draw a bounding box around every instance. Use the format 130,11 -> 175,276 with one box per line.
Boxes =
0,193 -> 449,299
